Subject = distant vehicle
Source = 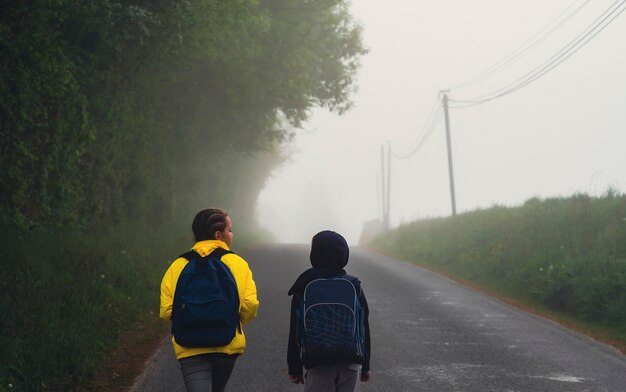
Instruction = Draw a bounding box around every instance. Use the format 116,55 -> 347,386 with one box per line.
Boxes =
358,219 -> 385,245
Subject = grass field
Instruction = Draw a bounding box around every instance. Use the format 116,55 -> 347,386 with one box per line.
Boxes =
369,191 -> 626,348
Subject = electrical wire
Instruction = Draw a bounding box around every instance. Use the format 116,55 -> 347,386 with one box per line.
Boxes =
391,101 -> 443,159
447,0 -> 593,91
392,99 -> 439,156
451,0 -> 625,106
450,0 -> 625,108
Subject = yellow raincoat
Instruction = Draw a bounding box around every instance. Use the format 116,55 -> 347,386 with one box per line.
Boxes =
160,240 -> 259,360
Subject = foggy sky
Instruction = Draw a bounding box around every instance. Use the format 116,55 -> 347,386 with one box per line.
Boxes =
257,0 -> 626,244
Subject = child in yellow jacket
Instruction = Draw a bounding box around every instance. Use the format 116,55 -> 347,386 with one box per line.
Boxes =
160,208 -> 259,392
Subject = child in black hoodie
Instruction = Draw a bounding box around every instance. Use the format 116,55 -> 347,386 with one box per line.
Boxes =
287,230 -> 371,391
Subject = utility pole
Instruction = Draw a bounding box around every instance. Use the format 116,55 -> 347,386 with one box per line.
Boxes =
441,91 -> 457,216
386,141 -> 391,229
380,144 -> 387,227
380,143 -> 392,230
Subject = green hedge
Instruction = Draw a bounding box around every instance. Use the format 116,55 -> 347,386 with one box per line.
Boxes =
0,220 -> 270,391
0,223 -> 183,390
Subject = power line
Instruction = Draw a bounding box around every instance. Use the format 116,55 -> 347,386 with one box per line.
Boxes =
447,0 -> 593,91
391,99 -> 442,159
385,0 -> 624,219
450,0 -> 626,107
451,0 -> 625,106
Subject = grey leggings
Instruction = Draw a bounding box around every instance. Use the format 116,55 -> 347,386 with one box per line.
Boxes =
305,363 -> 362,392
179,353 -> 239,392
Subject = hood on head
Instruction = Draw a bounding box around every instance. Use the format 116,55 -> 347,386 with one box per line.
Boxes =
310,230 -> 349,271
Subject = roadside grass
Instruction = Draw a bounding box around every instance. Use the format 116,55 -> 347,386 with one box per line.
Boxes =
0,221 -> 271,391
369,191 -> 626,350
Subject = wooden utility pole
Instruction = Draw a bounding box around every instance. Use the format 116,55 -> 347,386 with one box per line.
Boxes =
386,141 -> 391,229
380,143 -> 392,230
380,144 -> 387,227
441,91 -> 457,216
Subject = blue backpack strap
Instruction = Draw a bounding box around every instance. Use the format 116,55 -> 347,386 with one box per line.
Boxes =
208,247 -> 234,260
343,274 -> 362,293
179,250 -> 201,261
343,274 -> 365,352
179,248 -> 233,261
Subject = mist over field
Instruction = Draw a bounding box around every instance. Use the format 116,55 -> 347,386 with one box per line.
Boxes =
257,0 -> 626,244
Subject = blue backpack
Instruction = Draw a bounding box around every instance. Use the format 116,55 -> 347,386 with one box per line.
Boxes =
171,248 -> 240,348
299,275 -> 365,363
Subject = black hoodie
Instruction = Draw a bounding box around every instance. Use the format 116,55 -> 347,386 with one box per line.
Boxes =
287,231 -> 371,376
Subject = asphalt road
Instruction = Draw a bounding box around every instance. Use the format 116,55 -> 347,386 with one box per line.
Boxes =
131,244 -> 626,392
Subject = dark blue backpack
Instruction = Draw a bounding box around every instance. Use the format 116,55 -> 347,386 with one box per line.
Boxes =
299,275 -> 365,363
172,248 -> 240,348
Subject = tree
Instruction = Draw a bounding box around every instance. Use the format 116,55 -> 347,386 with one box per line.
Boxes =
0,0 -> 366,228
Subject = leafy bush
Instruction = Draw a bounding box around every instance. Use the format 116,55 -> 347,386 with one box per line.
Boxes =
0,217 -> 271,391
0,223 -> 187,390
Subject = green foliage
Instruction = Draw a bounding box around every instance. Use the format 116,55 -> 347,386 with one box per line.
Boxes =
0,0 -> 365,228
370,192 -> 626,335
0,218 -> 271,391
0,1 -> 365,390
0,223 -> 186,390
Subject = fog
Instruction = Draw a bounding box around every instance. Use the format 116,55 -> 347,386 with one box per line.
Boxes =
257,0 -> 626,244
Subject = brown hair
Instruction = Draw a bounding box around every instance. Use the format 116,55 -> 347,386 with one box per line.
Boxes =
192,208 -> 228,242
